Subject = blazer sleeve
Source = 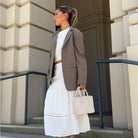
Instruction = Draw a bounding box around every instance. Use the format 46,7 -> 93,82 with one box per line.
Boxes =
47,32 -> 55,74
73,29 -> 87,85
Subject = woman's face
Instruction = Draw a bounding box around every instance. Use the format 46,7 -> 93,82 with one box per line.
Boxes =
53,9 -> 67,26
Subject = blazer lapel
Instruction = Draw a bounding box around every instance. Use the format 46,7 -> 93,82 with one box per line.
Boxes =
52,26 -> 73,57
62,26 -> 73,49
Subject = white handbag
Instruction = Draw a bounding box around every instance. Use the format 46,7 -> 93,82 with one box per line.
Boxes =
72,87 -> 95,115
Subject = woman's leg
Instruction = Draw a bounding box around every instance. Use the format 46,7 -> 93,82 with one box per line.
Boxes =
70,135 -> 77,138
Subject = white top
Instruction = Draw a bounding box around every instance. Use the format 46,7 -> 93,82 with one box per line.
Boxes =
54,26 -> 70,62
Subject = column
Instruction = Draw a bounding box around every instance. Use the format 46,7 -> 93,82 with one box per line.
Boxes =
127,8 -> 138,138
0,0 -> 55,124
109,0 -> 138,129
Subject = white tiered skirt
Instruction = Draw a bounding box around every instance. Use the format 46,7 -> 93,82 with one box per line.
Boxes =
44,62 -> 91,137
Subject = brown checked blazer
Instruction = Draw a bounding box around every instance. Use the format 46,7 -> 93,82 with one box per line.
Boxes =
47,25 -> 87,91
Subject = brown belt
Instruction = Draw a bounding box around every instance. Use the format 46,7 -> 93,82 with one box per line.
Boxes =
54,60 -> 62,65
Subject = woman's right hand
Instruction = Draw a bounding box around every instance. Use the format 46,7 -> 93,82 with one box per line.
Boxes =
77,84 -> 85,90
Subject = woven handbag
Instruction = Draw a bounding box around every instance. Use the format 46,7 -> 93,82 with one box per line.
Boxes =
72,87 -> 95,115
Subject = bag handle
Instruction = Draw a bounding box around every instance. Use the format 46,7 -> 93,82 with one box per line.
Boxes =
75,86 -> 89,97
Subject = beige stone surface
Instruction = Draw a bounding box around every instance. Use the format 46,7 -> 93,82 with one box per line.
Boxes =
6,6 -> 16,26
18,25 -> 30,46
127,45 -> 138,138
109,0 -> 138,134
123,15 -> 131,47
17,0 -> 28,4
129,24 -> 138,45
0,50 -> 4,73
5,27 -> 16,47
0,6 -> 6,25
1,79 -> 13,123
14,76 -> 26,124
31,0 -> 55,12
122,53 -> 132,129
1,0 -> 15,5
30,3 -> 55,32
129,12 -> 138,25
29,48 -> 49,73
19,3 -> 30,24
122,0 -> 138,11
30,25 -> 52,51
109,56 -> 130,128
111,20 -> 125,54
0,28 -> 5,47
109,0 -> 126,20
17,48 -> 29,71
4,49 -> 14,73
0,0 -> 55,124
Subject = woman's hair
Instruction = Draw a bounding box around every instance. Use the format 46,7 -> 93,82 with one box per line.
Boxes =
56,5 -> 78,26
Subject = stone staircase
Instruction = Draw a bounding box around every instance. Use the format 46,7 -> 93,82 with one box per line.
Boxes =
0,115 -> 133,138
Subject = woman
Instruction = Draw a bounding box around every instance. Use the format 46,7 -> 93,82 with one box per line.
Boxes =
44,5 -> 91,138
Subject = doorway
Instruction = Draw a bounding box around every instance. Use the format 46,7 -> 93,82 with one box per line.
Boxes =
56,0 -> 112,113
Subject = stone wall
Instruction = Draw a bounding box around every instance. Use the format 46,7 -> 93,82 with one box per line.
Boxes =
0,0 -> 55,124
109,0 -> 138,137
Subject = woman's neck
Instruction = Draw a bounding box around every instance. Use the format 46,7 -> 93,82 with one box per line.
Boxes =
60,21 -> 70,31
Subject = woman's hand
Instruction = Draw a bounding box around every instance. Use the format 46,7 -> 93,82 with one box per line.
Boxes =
77,84 -> 85,90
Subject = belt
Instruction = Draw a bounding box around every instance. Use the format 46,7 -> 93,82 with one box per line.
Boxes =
54,60 -> 62,65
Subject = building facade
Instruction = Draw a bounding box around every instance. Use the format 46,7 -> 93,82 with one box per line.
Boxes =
0,0 -> 138,137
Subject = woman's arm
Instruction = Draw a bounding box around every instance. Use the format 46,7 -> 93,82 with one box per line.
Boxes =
73,29 -> 87,89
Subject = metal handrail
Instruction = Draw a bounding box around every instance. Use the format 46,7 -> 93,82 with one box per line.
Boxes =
0,71 -> 47,125
96,59 -> 138,128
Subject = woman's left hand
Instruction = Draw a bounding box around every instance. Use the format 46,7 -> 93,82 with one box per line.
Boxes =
77,84 -> 85,90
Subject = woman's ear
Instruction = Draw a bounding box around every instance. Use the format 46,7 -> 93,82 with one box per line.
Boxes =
64,13 -> 69,19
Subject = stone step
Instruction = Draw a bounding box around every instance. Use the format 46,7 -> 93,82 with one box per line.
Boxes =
89,115 -> 113,127
29,115 -> 113,127
0,124 -> 133,138
1,132 -> 51,138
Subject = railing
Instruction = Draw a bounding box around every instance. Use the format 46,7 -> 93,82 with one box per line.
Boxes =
1,59 -> 138,126
0,71 -> 47,125
96,59 -> 138,128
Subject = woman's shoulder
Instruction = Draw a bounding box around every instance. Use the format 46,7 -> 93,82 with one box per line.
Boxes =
72,26 -> 82,33
72,26 -> 83,37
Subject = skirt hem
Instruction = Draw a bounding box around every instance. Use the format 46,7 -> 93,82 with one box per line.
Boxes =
44,128 -> 91,137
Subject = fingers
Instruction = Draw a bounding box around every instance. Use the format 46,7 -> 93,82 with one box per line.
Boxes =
77,84 -> 85,90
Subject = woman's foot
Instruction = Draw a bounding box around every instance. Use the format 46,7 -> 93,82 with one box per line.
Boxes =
70,135 -> 77,138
